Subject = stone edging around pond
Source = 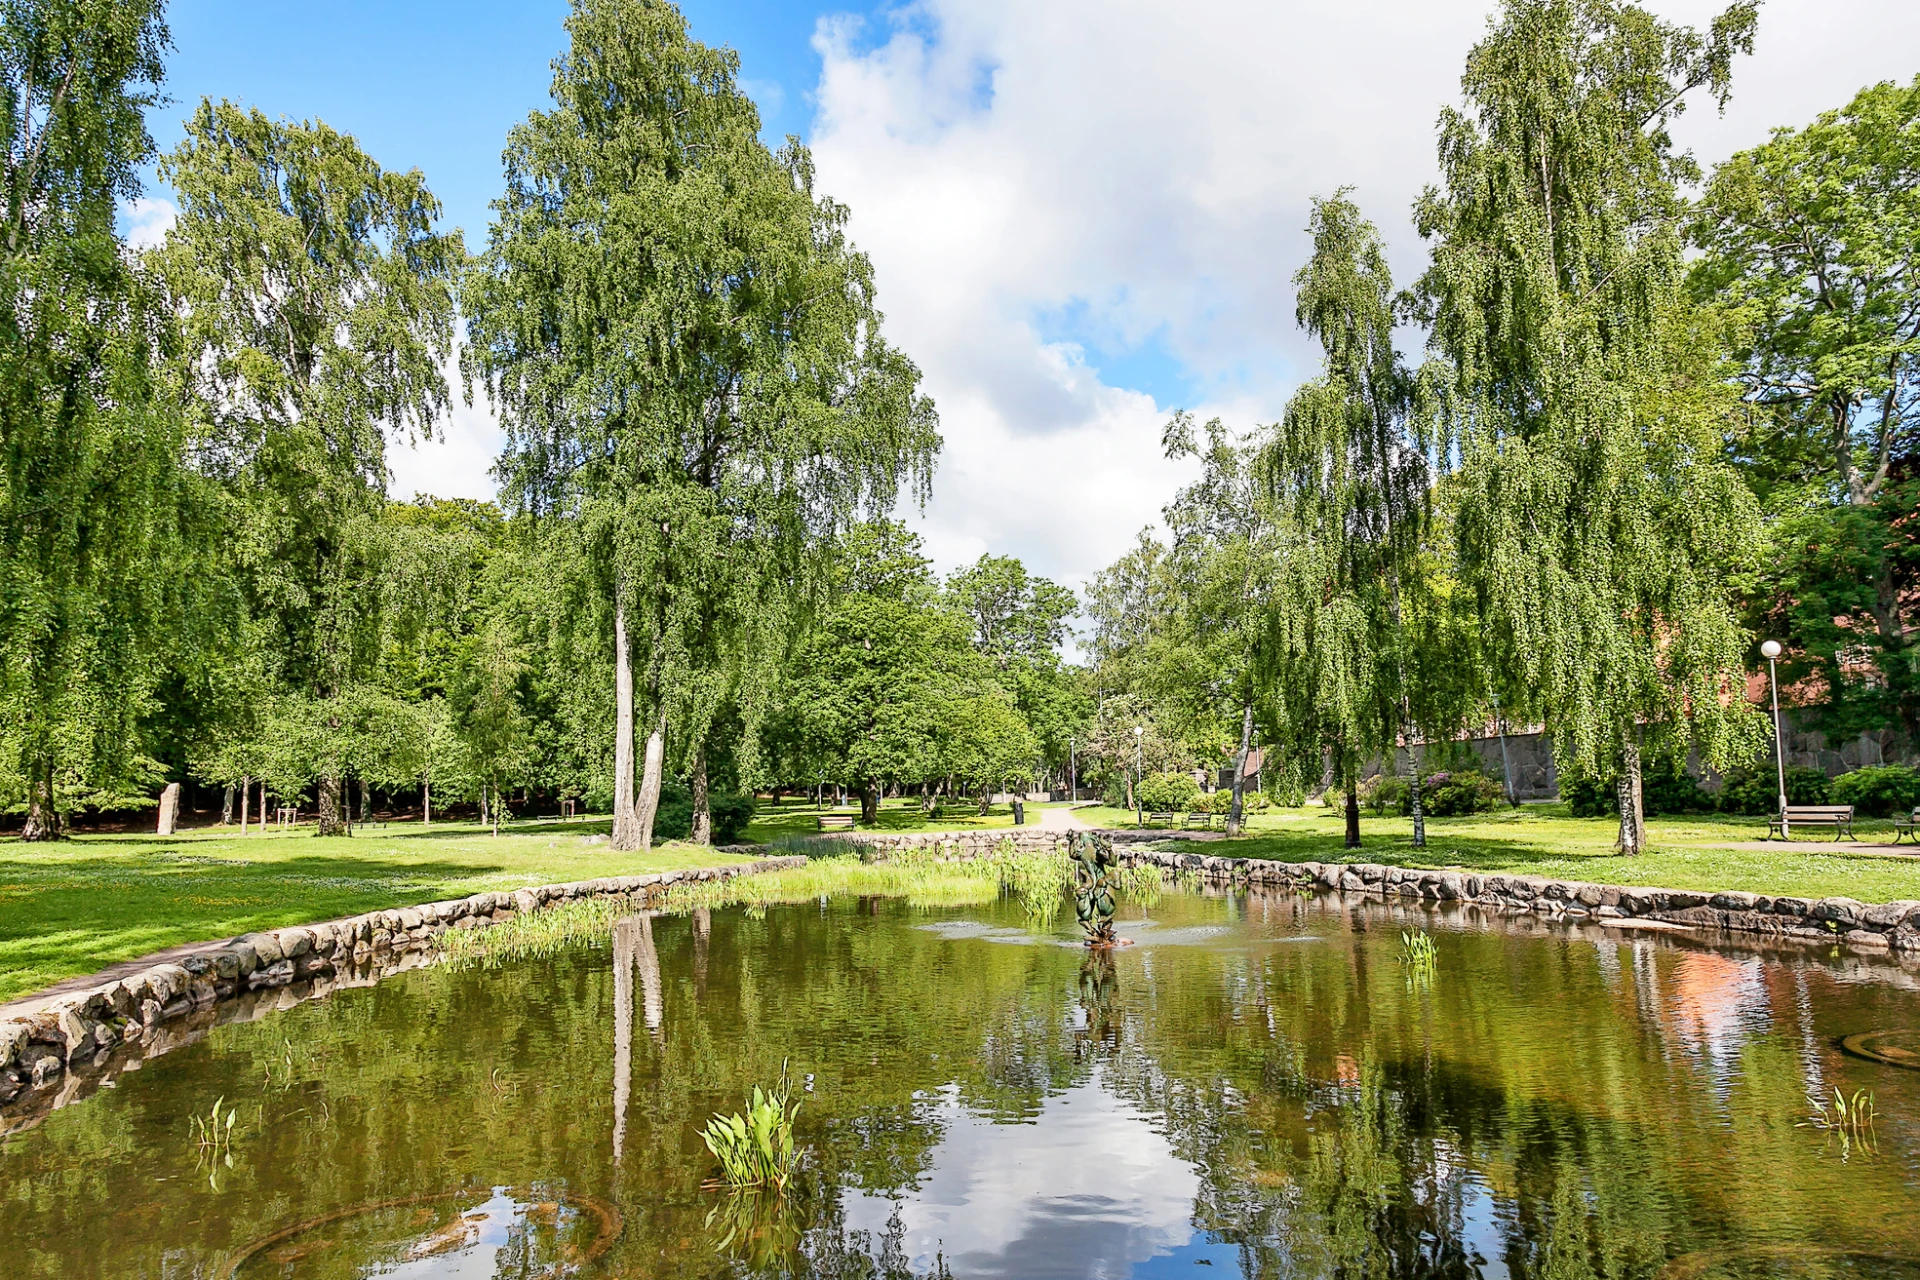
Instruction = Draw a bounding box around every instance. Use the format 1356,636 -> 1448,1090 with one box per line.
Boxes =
820,829 -> 1920,956
0,855 -> 803,1132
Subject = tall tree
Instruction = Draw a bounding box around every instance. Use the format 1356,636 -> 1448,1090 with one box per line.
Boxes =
150,100 -> 463,835
0,0 -> 186,838
465,0 -> 938,852
1263,193 -> 1441,848
1693,77 -> 1920,744
1412,0 -> 1765,852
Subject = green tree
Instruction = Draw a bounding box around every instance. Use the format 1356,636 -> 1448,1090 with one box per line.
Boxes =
1693,77 -> 1920,744
1412,0 -> 1766,852
0,0 -> 187,838
451,618 -> 529,836
465,0 -> 938,852
150,100 -> 462,835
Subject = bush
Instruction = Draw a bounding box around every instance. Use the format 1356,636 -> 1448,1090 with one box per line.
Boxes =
1716,764 -> 1830,815
651,782 -> 757,842
1829,765 -> 1920,818
1101,778 -> 1131,810
710,792 -> 758,843
1137,771 -> 1200,813
1262,777 -> 1301,807
1642,763 -> 1713,816
1243,789 -> 1273,813
1422,770 -> 1503,817
1563,775 -> 1614,818
1363,774 -> 1409,815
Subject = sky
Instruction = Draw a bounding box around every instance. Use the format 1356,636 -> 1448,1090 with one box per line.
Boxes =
132,0 -> 1920,599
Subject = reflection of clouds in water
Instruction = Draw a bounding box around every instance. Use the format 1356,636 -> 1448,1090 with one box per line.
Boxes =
1665,951 -> 1769,1090
842,1077 -> 1201,1278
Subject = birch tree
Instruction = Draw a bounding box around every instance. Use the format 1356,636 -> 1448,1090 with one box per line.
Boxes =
465,0 -> 938,852
1412,0 -> 1766,852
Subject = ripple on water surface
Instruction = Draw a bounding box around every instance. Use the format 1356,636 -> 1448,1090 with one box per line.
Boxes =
3,887 -> 1920,1279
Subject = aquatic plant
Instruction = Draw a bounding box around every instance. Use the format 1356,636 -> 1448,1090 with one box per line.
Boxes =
190,1095 -> 239,1186
701,1064 -> 802,1193
436,895 -> 634,969
1400,930 -> 1438,982
1802,1087 -> 1878,1156
1109,860 -> 1166,905
1069,831 -> 1119,946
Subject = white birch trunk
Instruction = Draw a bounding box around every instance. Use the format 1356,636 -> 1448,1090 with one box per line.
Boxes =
610,593 -> 639,850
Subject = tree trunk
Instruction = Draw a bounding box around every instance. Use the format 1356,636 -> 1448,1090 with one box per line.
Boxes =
479,785 -> 490,829
635,712 -> 665,853
1616,737 -> 1645,855
221,785 -> 234,825
861,781 -> 880,825
358,779 -> 369,824
423,774 -> 431,826
610,594 -> 638,850
1344,782 -> 1361,849
490,781 -> 499,837
1407,741 -> 1426,849
316,776 -> 347,836
1227,704 -> 1253,837
20,762 -> 61,841
690,743 -> 711,845
157,782 -> 181,836
240,775 -> 250,835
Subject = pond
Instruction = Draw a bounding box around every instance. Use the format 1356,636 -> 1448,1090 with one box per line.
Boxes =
3,886 -> 1919,1279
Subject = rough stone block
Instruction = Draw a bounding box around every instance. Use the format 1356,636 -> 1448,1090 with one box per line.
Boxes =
1813,898 -> 1863,927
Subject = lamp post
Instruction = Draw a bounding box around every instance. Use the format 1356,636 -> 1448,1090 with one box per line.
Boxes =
1761,639 -> 1788,837
1069,736 -> 1077,802
1134,726 -> 1144,827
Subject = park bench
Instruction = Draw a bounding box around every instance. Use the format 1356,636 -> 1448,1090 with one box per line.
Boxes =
1893,808 -> 1920,845
1183,811 -> 1212,830
1768,804 -> 1857,841
817,813 -> 856,832
1146,811 -> 1176,828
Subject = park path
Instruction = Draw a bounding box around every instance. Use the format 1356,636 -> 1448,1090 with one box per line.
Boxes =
1038,804 -> 1093,831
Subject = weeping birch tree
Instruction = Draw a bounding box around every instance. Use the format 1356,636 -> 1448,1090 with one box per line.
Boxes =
1412,0 -> 1766,853
151,100 -> 463,836
465,0 -> 938,852
1262,193 -> 1440,849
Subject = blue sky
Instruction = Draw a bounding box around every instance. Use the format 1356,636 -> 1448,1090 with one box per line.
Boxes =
133,0 -> 1920,591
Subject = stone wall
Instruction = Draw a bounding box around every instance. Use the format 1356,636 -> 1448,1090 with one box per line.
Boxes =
0,856 -> 804,1136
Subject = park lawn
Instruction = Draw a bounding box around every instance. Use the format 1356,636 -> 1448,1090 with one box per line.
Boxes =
1084,802 -> 1920,903
0,817 -> 752,1005
744,796 -> 1026,840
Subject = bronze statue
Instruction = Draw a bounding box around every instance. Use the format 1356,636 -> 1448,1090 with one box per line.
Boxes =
1068,831 -> 1120,947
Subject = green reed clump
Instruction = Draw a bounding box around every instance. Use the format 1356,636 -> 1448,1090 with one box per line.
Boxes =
1108,861 -> 1166,905
701,1064 -> 802,1193
437,895 -> 632,969
1400,930 -> 1439,981
190,1095 -> 237,1164
1803,1087 -> 1877,1153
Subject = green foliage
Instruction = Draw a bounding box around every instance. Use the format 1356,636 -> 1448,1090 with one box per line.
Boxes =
700,1064 -> 801,1192
1422,771 -> 1503,818
1136,771 -> 1199,813
1828,765 -> 1920,818
1716,764 -> 1831,815
1413,0 -> 1767,847
0,0 -> 186,836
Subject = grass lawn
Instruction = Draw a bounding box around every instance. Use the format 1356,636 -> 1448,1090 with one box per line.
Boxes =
745,795 -> 1032,840
0,817 -> 753,1005
1084,802 -> 1920,903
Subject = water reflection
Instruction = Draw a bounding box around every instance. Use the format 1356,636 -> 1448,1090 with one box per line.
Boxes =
4,889 -> 1920,1280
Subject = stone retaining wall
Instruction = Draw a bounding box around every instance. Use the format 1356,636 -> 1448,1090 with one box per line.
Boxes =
0,855 -> 803,1134
833,829 -> 1920,956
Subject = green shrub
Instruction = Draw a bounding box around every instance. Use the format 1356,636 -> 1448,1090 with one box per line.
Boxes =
1829,765 -> 1920,818
1243,789 -> 1273,812
1563,775 -> 1613,817
711,792 -> 758,843
1262,777 -> 1302,807
1137,771 -> 1200,813
1717,764 -> 1830,814
1101,778 -> 1131,809
1363,774 -> 1409,815
1423,770 -> 1500,816
1641,762 -> 1713,815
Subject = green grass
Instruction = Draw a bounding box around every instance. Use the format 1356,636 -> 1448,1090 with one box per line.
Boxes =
0,817 -> 752,1004
1103,801 -> 1920,903
743,795 -> 1047,840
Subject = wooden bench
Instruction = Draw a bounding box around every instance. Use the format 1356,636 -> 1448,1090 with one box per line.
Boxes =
817,813 -> 856,832
1183,811 -> 1212,830
1146,811 -> 1176,828
1893,808 -> 1920,844
1769,805 -> 1857,841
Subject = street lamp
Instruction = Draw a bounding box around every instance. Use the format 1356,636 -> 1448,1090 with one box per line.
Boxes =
1761,639 -> 1788,837
1134,726 -> 1144,827
1069,736 -> 1077,802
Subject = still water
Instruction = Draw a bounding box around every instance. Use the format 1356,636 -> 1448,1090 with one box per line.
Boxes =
4,888 -> 1919,1279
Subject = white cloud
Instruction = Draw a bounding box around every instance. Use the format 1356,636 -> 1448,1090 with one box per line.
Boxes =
386,353 -> 506,504
806,0 -> 1920,597
124,195 -> 177,250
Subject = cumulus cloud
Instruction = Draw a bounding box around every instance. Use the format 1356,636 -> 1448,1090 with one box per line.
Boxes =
805,0 -> 1920,596
386,353 -> 506,504
124,195 -> 178,250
